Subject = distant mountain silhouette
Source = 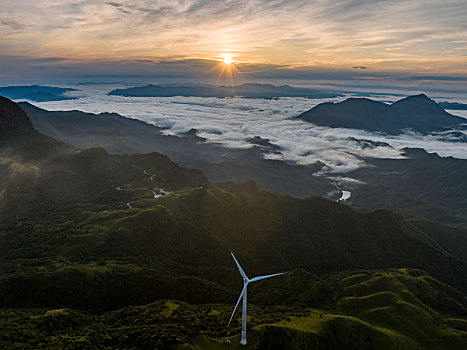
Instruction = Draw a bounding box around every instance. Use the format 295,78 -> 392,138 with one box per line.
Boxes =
438,101 -> 467,111
296,94 -> 465,134
0,85 -> 77,102
108,83 -> 341,99
0,96 -> 35,132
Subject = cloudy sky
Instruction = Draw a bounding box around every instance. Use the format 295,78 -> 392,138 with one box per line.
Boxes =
1,0 -> 466,83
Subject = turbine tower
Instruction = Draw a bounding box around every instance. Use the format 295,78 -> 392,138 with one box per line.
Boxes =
228,251 -> 284,345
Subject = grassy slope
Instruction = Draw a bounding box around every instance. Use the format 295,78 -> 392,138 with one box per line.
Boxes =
76,187 -> 466,288
1,269 -> 465,349
2,187 -> 466,311
257,270 -> 467,350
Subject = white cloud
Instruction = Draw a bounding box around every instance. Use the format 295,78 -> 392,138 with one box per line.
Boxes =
33,84 -> 467,174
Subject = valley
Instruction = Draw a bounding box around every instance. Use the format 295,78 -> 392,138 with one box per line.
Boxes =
0,94 -> 466,349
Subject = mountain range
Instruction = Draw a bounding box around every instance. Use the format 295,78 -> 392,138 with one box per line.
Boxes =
19,101 -> 335,199
439,101 -> 467,111
296,94 -> 465,134
1,95 -> 466,349
108,83 -> 341,99
0,85 -> 77,102
19,98 -> 467,225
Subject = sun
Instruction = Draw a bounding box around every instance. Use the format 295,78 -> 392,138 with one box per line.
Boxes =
211,53 -> 240,83
223,54 -> 233,64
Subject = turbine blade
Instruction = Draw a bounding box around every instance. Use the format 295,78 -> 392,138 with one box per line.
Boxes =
230,251 -> 248,280
228,284 -> 247,326
249,272 -> 284,283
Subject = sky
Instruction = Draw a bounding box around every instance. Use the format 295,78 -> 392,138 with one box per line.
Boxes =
1,0 -> 466,86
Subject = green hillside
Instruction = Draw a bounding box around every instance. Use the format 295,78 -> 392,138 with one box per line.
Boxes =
1,96 -> 466,349
1,186 -> 466,311
1,269 -> 465,349
258,269 -> 467,350
0,130 -> 208,221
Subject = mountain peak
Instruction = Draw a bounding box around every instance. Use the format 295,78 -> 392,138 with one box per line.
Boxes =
391,93 -> 446,113
393,93 -> 435,104
296,93 -> 463,134
416,93 -> 430,99
0,96 -> 35,132
408,93 -> 430,100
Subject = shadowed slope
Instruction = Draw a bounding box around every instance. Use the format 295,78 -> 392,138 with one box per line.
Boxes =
296,94 -> 465,134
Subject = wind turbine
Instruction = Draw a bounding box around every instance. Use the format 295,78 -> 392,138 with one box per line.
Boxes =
228,251 -> 284,345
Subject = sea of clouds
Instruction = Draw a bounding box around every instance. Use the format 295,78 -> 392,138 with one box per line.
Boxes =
33,84 -> 467,174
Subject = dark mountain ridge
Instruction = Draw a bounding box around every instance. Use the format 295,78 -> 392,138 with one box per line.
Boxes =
18,98 -> 467,225
296,94 -> 465,134
438,101 -> 467,111
347,147 -> 467,225
18,101 -> 335,198
0,96 -> 35,132
0,98 -> 208,221
108,82 -> 341,99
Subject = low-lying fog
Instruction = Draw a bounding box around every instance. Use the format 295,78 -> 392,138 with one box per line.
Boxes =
28,84 -> 467,174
